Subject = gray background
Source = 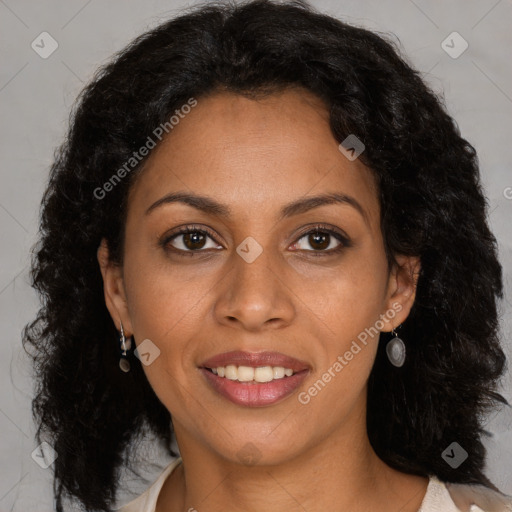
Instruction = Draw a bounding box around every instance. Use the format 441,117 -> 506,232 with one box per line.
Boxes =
1,0 -> 511,510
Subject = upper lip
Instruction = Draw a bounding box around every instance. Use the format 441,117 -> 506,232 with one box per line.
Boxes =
200,351 -> 310,372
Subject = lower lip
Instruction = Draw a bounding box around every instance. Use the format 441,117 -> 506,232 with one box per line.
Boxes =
200,368 -> 309,407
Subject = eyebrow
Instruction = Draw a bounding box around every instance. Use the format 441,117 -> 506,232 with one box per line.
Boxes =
145,191 -> 370,226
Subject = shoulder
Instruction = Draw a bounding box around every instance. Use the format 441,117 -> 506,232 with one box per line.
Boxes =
445,480 -> 512,512
114,457 -> 182,512
419,475 -> 512,512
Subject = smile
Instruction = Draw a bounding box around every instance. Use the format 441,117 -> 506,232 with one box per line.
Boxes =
209,365 -> 295,382
199,351 -> 310,407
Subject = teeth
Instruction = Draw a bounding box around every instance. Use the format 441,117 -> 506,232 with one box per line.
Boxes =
225,365 -> 238,380
210,365 -> 297,382
254,366 -> 273,382
237,366 -> 254,382
273,366 -> 285,379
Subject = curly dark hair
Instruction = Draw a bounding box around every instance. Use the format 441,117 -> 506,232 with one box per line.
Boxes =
23,0 -> 509,510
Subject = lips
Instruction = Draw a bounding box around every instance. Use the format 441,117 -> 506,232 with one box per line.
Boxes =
200,351 -> 310,372
199,351 -> 311,407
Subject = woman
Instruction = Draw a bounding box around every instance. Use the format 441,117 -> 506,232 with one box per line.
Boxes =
23,0 -> 512,511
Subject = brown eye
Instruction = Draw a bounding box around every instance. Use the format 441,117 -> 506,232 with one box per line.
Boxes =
161,226 -> 223,255
307,232 -> 331,251
289,224 -> 352,256
182,231 -> 207,250
292,229 -> 346,253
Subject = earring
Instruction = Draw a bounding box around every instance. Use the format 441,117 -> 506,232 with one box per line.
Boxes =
386,326 -> 406,367
119,322 -> 132,373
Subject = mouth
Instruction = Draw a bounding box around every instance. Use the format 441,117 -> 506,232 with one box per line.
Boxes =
199,351 -> 310,407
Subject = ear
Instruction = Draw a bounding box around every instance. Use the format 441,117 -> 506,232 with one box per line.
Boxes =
380,254 -> 421,332
97,238 -> 133,336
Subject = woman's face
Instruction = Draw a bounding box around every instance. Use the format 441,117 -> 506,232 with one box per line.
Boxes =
99,88 -> 419,465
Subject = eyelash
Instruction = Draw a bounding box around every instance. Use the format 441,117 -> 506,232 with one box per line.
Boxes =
159,223 -> 352,258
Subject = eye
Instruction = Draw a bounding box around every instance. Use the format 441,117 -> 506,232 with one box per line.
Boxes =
160,225 -> 223,255
160,223 -> 351,258
290,225 -> 351,255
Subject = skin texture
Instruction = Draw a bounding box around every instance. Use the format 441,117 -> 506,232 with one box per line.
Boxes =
97,88 -> 427,512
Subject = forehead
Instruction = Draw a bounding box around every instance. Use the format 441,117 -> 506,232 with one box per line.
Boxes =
127,88 -> 379,225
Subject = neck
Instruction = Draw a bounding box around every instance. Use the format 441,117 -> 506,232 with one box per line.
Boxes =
157,404 -> 428,512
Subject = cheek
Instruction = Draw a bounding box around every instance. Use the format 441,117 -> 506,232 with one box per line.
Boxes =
122,258 -> 209,414
296,267 -> 386,414
123,246 -> 214,335
121,255 -> 216,400
295,253 -> 389,342
296,255 -> 388,405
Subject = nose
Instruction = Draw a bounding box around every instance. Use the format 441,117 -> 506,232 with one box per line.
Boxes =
214,246 -> 296,332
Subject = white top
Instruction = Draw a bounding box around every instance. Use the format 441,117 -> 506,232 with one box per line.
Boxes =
115,457 -> 512,512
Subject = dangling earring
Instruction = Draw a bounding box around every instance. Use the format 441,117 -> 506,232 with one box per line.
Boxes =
119,321 -> 132,373
386,326 -> 406,367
